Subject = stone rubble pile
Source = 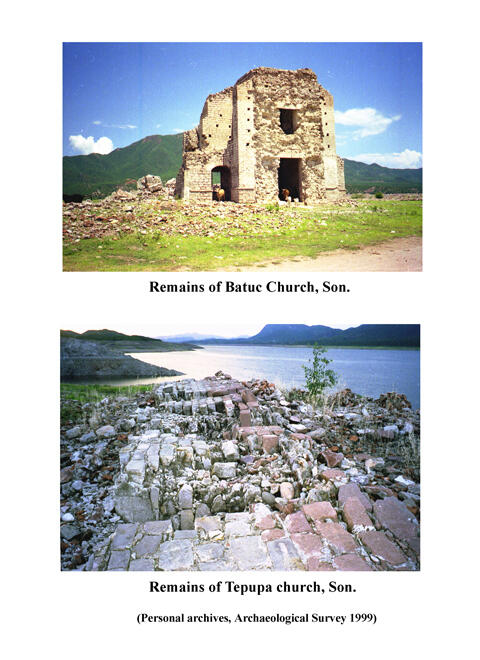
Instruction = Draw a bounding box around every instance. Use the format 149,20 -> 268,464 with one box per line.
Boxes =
60,373 -> 420,571
136,175 -> 177,198
62,196 -> 359,245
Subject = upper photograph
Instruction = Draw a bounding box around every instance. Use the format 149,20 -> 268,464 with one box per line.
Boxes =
62,43 -> 422,272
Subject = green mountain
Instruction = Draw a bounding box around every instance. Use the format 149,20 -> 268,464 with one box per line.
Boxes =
63,134 -> 183,197
60,329 -> 200,353
63,133 -> 422,197
197,324 -> 420,348
343,159 -> 422,193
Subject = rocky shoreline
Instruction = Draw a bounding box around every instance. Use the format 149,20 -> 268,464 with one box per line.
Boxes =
60,373 -> 420,571
61,338 -> 182,380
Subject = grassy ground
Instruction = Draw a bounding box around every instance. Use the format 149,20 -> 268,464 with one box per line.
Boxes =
61,382 -> 154,403
63,200 -> 422,272
60,382 -> 155,424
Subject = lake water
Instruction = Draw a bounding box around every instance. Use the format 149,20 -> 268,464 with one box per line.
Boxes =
116,345 -> 420,409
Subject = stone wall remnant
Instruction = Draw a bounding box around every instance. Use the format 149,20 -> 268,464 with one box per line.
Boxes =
176,67 -> 346,204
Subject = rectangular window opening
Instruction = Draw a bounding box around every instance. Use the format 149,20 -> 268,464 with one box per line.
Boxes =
279,109 -> 298,134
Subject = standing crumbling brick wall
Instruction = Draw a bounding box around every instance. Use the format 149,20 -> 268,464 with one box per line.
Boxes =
176,67 -> 346,203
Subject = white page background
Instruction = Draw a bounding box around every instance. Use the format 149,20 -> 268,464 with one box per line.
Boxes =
3,4 -> 477,657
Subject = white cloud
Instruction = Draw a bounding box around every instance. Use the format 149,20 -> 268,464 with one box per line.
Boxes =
335,107 -> 401,139
69,135 -> 114,155
348,149 -> 422,169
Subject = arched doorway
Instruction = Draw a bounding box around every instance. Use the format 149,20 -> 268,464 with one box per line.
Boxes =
211,166 -> 231,201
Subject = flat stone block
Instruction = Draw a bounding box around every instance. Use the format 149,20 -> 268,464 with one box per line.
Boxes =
359,531 -> 407,566
302,501 -> 337,522
225,512 -> 251,523
285,511 -> 312,534
129,558 -> 155,571
174,530 -> 198,540
225,520 -> 251,538
156,540 -> 194,571
261,528 -> 285,542
315,522 -> 358,554
338,483 -> 372,511
343,497 -> 374,533
108,550 -> 130,570
133,535 -> 162,557
180,509 -> 194,530
373,497 -> 419,546
110,523 -> 139,550
267,537 -> 302,570
228,536 -> 270,570
239,410 -> 252,427
195,516 -> 222,539
125,458 -> 145,484
333,554 -> 372,571
291,533 -> 326,559
143,520 -> 173,536
255,514 -> 276,531
196,543 -> 224,562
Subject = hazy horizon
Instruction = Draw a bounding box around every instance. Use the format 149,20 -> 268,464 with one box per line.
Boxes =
62,322 -> 360,339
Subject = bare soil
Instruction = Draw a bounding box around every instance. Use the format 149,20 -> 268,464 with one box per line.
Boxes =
238,236 -> 422,272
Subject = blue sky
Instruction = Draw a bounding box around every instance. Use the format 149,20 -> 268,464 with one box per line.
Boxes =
63,42 -> 422,168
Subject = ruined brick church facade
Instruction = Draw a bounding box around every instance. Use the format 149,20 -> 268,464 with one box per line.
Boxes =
175,67 -> 346,203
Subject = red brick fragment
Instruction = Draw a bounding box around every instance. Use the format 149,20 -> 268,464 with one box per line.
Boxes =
322,449 -> 344,468
302,501 -> 338,522
285,511 -> 312,533
359,531 -> 407,565
338,483 -> 372,511
343,497 -> 374,532
291,533 -> 325,558
261,528 -> 285,542
333,554 -> 372,571
239,410 -> 252,427
314,522 -> 357,553
262,435 -> 278,454
321,468 -> 346,481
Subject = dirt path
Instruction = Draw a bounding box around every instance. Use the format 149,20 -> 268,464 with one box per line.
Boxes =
238,236 -> 422,272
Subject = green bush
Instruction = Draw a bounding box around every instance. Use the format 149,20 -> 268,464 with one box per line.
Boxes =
375,191 -> 384,199
303,345 -> 338,397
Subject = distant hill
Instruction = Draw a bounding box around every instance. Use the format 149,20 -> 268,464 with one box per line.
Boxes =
63,134 -> 183,197
63,133 -> 422,197
343,159 -> 422,194
156,333 -> 250,343
197,324 -> 420,348
60,329 -> 201,353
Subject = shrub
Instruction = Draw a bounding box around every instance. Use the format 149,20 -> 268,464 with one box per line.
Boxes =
303,345 -> 338,398
375,191 -> 384,199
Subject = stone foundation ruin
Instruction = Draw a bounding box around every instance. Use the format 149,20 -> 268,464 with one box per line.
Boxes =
61,374 -> 420,572
175,68 -> 346,204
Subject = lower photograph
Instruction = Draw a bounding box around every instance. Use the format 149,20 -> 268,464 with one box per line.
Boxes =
60,323 -> 420,572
